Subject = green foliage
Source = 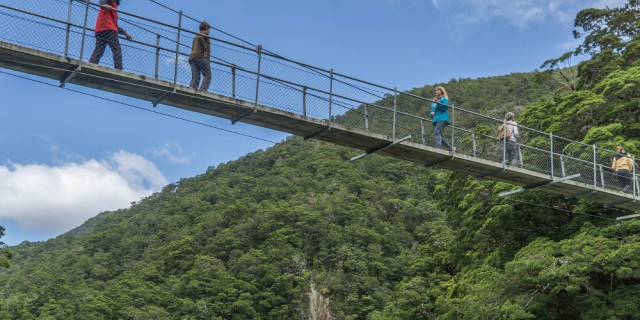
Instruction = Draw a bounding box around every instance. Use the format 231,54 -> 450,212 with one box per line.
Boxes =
0,225 -> 12,269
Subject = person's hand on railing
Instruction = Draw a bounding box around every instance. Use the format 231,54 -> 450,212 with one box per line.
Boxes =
125,33 -> 132,41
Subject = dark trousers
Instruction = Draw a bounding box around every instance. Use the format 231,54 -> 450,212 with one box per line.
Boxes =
189,57 -> 211,91
89,30 -> 122,70
616,169 -> 632,192
502,140 -> 518,165
434,121 -> 452,149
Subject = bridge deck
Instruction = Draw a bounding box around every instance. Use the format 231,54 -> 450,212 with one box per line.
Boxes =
1,41 -> 637,212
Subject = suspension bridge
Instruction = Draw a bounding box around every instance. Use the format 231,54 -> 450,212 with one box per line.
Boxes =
1,0 -> 639,218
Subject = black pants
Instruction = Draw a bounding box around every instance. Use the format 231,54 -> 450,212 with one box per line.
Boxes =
616,169 -> 632,192
189,57 -> 211,91
89,30 -> 123,70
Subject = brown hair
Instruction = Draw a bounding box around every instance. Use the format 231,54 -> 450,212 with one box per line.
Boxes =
199,22 -> 210,31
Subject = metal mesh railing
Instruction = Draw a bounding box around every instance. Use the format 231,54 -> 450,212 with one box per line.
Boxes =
0,0 -> 638,199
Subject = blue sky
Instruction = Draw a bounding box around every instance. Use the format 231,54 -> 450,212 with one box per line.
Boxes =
0,0 -> 627,246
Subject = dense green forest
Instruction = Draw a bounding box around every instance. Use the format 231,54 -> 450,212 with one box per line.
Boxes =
2,1 -> 640,319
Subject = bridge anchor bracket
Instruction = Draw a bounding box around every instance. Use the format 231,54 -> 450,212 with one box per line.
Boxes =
476,168 -> 505,179
231,108 -> 255,125
605,198 -> 635,208
153,88 -> 175,107
617,212 -> 640,221
499,173 -> 581,197
304,126 -> 330,141
424,155 -> 453,168
60,65 -> 81,88
350,135 -> 411,162
565,189 -> 597,199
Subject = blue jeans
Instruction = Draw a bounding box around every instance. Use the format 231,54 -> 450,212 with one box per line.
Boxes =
434,121 -> 452,149
502,140 -> 518,165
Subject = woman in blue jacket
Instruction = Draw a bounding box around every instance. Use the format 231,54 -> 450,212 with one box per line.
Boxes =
430,86 -> 455,152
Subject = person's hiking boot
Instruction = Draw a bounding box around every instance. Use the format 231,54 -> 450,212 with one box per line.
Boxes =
622,185 -> 631,193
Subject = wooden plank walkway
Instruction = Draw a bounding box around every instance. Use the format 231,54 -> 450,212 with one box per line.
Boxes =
1,41 -> 637,212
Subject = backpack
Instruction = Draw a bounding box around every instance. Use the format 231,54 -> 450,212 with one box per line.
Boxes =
498,124 -> 512,140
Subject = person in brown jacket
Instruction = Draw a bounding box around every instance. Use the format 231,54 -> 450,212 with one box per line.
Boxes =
612,146 -> 634,193
189,22 -> 211,91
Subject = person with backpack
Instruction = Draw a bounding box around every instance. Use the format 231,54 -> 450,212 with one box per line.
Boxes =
612,146 -> 634,193
189,22 -> 212,91
499,112 -> 519,165
89,0 -> 133,70
430,86 -> 455,152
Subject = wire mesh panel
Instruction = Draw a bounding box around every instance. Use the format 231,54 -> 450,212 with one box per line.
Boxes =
260,53 -> 331,97
0,2 -> 71,56
451,108 -> 500,160
552,136 -> 596,185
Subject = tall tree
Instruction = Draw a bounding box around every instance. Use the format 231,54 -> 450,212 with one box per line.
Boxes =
0,226 -> 12,269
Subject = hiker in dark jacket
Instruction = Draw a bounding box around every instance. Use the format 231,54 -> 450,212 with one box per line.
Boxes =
189,22 -> 212,91
89,0 -> 132,70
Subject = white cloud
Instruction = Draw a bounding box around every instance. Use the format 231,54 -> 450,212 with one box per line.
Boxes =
149,141 -> 196,164
433,0 -> 627,28
0,150 -> 168,236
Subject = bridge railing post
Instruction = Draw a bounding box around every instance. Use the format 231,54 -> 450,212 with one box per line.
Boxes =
633,155 -> 637,199
64,0 -> 73,58
328,69 -> 333,127
502,118 -> 507,167
302,86 -> 307,116
154,33 -> 161,79
421,119 -> 426,145
172,11 -> 183,87
365,104 -> 370,132
472,132 -> 477,158
550,132 -> 555,177
255,45 -> 262,110
393,87 -> 397,140
518,144 -> 523,168
451,103 -> 455,154
78,0 -> 90,65
232,64 -> 237,99
593,144 -> 597,189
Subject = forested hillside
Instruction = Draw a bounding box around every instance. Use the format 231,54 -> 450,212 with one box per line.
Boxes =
2,1 -> 640,319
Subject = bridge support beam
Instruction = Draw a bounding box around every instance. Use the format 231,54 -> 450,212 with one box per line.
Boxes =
617,213 -> 640,221
424,155 -> 453,168
499,173 -> 581,197
152,89 -> 174,107
476,168 -> 505,179
59,66 -> 80,87
350,135 -> 411,162
605,198 -> 635,208
565,189 -> 596,199
304,126 -> 330,141
231,108 -> 255,125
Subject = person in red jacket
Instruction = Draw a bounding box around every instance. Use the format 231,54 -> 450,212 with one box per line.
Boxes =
89,0 -> 132,70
